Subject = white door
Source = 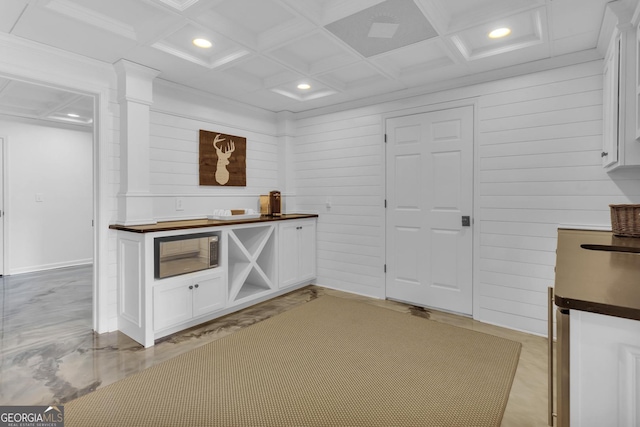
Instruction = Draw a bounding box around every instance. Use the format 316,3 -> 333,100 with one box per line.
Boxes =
386,106 -> 473,315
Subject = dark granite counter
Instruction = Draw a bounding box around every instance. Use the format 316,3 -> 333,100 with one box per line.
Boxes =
554,228 -> 640,321
110,214 -> 318,233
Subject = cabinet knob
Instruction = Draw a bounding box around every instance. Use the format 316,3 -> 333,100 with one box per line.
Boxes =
189,285 -> 193,290
601,151 -> 608,157
194,284 -> 199,288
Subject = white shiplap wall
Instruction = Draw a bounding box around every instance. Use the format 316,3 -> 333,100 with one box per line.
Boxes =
477,62 -> 640,335
293,59 -> 640,335
294,113 -> 386,298
149,82 -> 280,220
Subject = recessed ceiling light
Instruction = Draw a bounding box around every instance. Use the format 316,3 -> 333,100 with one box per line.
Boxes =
193,38 -> 213,48
67,113 -> 80,118
297,83 -> 311,90
488,27 -> 511,39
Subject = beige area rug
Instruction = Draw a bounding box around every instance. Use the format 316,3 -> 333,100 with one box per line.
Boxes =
66,296 -> 521,427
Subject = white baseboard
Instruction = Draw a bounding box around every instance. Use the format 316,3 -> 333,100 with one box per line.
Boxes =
9,258 -> 93,275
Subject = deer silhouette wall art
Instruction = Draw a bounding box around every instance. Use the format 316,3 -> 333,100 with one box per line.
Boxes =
213,134 -> 234,185
199,130 -> 246,186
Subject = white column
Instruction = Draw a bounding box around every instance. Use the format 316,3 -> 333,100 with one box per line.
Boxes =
114,60 -> 160,225
276,111 -> 295,213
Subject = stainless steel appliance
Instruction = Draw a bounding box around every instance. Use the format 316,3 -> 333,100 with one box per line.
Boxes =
154,232 -> 219,279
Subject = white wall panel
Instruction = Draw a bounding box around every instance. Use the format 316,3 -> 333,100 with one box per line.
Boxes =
480,74 -> 603,108
481,283 -> 546,307
480,208 -> 611,225
481,121 -> 603,145
480,91 -> 602,120
479,180 -> 638,196
480,105 -> 602,132
481,246 -> 557,266
3,120 -> 93,274
479,270 -> 551,292
477,60 -> 640,335
294,110 -> 384,297
147,102 -> 281,220
294,59 -> 640,335
480,165 -> 613,183
480,295 -> 547,322
479,135 -> 602,157
480,220 -> 558,238
480,233 -> 556,251
297,165 -> 380,179
479,307 -> 547,335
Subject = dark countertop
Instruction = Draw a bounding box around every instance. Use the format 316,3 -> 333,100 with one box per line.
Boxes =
110,214 -> 318,233
554,228 -> 640,321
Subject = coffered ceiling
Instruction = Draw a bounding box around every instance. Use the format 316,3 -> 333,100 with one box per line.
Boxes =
0,0 -> 632,122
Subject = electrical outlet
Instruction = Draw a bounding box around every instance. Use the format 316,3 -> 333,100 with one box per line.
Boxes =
175,197 -> 184,211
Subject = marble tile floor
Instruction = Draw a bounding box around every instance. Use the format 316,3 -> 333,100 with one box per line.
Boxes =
0,266 -> 550,426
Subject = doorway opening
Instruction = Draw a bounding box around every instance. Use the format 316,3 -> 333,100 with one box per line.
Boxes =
0,77 -> 96,345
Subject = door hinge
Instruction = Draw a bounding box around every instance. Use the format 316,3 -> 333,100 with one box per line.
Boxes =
384,264 -> 387,273
384,199 -> 387,208
384,134 -> 387,143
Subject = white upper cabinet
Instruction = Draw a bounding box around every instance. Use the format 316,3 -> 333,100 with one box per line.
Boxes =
600,1 -> 640,171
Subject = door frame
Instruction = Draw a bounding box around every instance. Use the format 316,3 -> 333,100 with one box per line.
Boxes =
0,74 -> 108,333
382,98 -> 481,318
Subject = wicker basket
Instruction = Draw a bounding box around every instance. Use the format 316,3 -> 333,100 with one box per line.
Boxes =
610,204 -> 640,237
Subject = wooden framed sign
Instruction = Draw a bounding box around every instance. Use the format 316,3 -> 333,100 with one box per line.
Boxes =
199,130 -> 246,186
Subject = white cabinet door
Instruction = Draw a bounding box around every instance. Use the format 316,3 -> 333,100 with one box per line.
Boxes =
279,222 -> 301,288
602,32 -> 620,168
600,5 -> 640,171
570,310 -> 640,426
192,275 -> 225,317
279,220 -> 317,289
154,271 -> 225,331
298,221 -> 317,283
154,278 -> 192,331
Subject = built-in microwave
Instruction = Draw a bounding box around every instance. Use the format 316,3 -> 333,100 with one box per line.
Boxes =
154,232 -> 219,279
